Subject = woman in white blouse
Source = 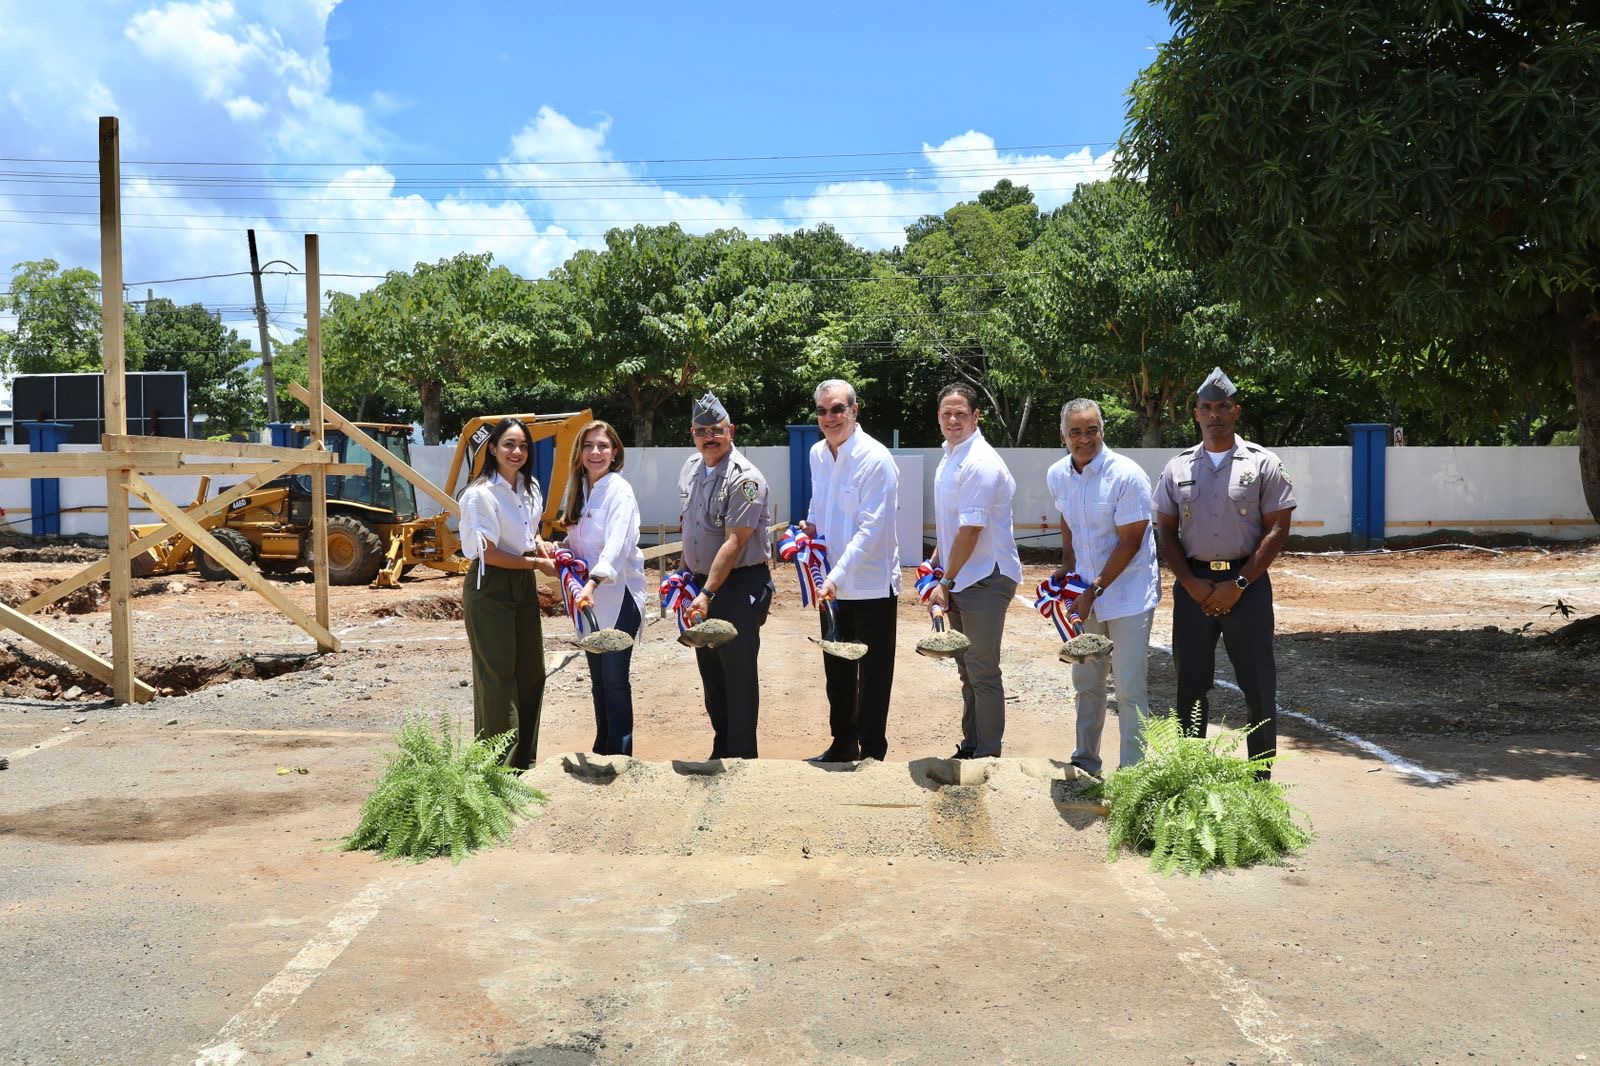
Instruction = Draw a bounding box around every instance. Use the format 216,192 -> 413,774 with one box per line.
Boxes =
559,420 -> 646,756
458,417 -> 547,770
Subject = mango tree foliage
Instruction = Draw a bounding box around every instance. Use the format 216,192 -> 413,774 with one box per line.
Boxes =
1013,179 -> 1275,446
0,259 -> 111,375
536,225 -> 808,445
130,298 -> 263,437
894,189 -> 1046,445
321,253 -> 533,444
1122,0 -> 1600,519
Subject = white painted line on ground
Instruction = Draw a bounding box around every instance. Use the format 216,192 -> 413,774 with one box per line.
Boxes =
194,876 -> 406,1066
1113,863 -> 1298,1064
1149,644 -> 1451,785
6,730 -> 85,762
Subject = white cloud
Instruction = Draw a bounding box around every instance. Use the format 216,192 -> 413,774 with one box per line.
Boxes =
223,95 -> 266,121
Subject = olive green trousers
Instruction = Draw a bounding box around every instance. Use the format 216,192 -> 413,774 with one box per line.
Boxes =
463,565 -> 545,770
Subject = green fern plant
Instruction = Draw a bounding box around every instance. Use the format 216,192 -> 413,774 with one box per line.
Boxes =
341,712 -> 546,864
1088,712 -> 1312,876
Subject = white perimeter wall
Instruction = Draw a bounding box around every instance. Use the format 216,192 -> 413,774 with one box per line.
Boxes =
6,443 -> 1594,543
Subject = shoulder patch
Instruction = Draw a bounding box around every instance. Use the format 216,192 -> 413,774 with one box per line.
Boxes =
740,480 -> 760,502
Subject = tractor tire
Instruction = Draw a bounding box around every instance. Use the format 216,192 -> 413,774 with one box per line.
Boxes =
195,528 -> 255,582
323,514 -> 385,586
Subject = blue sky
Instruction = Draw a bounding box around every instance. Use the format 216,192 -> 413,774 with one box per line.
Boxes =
0,0 -> 1173,350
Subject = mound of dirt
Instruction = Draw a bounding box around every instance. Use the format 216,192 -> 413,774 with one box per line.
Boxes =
517,756 -> 1108,862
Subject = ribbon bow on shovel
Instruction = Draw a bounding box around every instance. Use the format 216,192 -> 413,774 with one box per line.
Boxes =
913,560 -> 970,659
553,547 -> 633,655
1036,573 -> 1112,664
660,569 -> 737,649
781,524 -> 867,660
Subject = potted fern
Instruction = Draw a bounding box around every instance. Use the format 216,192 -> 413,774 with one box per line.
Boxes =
342,713 -> 547,863
1089,713 -> 1312,876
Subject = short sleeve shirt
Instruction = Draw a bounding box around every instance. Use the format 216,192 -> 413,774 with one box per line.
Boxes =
677,447 -> 772,574
1047,446 -> 1160,622
932,428 -> 1023,591
1153,437 -> 1297,560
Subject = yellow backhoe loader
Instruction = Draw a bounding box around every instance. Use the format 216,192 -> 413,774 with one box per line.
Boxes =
129,408 -> 591,587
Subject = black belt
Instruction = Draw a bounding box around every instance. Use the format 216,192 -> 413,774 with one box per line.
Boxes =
1186,557 -> 1247,572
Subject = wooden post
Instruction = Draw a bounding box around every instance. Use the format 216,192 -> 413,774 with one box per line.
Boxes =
99,115 -> 136,705
304,234 -> 333,650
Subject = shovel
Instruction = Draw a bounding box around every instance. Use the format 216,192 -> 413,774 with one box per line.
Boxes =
915,605 -> 970,659
678,617 -> 738,649
572,603 -> 634,655
1058,631 -> 1114,665
808,600 -> 868,661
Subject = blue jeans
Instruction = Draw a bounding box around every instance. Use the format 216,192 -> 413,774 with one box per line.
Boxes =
587,593 -> 641,756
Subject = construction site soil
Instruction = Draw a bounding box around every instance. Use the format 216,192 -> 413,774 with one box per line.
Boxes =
3,542 -> 1599,1063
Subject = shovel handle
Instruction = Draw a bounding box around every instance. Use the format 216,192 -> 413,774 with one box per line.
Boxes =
821,599 -> 841,642
580,603 -> 601,634
928,603 -> 946,632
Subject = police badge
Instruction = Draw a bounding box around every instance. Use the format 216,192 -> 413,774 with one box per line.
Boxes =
1239,471 -> 1256,488
740,480 -> 760,502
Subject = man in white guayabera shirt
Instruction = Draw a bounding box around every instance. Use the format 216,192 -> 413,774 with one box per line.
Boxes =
1047,398 -> 1161,776
924,383 -> 1023,760
802,378 -> 901,763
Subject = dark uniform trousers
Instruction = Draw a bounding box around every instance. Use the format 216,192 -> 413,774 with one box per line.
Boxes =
462,566 -> 546,771
694,563 -> 774,759
1172,559 -> 1277,771
819,596 -> 898,760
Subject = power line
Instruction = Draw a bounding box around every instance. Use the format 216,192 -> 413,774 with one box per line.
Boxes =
0,140 -> 1117,168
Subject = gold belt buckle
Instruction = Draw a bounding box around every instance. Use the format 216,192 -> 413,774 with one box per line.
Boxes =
1208,560 -> 1230,571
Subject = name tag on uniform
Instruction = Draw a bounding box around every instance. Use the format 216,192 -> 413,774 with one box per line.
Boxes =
1178,480 -> 1195,487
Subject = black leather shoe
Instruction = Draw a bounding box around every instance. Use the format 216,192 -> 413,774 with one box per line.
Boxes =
950,748 -> 976,760
807,746 -> 860,763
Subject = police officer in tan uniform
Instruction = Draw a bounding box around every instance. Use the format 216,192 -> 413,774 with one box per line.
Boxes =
1153,368 -> 1296,776
678,391 -> 775,759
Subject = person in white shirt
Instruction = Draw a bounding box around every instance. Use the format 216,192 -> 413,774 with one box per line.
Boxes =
559,420 -> 647,757
925,383 -> 1023,759
458,417 -> 547,770
1047,398 -> 1162,776
801,379 -> 902,763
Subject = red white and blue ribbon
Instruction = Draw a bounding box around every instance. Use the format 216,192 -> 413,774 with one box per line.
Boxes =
1035,573 -> 1089,641
659,569 -> 701,633
777,524 -> 829,607
915,559 -> 944,605
553,546 -> 593,634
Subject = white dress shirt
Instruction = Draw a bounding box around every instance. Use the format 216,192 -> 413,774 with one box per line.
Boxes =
459,470 -> 542,585
563,472 -> 646,629
933,428 -> 1023,592
1047,445 -> 1160,622
806,427 -> 902,599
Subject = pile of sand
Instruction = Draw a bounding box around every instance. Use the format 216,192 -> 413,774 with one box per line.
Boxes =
517,756 -> 1109,863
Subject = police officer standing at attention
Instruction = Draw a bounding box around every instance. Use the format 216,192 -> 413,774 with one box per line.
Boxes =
1153,368 -> 1296,776
679,391 -> 775,759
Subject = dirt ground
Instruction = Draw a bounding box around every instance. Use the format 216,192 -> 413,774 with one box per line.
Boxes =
3,542 -> 1599,1064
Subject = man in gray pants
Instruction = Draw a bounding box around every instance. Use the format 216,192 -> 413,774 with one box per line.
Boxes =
925,383 -> 1023,759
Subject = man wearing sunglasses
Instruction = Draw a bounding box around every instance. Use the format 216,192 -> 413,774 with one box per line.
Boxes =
677,390 -> 775,759
801,379 -> 901,763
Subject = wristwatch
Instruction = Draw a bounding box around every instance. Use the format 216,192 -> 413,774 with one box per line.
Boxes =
1090,582 -> 1106,596
704,587 -> 718,601
1234,574 -> 1250,590
939,576 -> 955,591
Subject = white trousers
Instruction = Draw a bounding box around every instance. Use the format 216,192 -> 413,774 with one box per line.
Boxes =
1069,607 -> 1155,776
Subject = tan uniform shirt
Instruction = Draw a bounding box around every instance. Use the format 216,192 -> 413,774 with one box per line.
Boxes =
677,447 -> 773,574
1153,437 -> 1296,560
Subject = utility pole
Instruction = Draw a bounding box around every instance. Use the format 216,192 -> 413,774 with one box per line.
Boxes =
247,228 -> 279,423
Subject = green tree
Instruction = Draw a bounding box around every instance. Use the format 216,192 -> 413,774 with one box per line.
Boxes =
322,252 -> 534,445
1014,179 -> 1277,446
131,298 -> 263,437
891,187 -> 1046,444
1121,1 -> 1600,519
536,224 -> 808,445
0,259 -> 105,374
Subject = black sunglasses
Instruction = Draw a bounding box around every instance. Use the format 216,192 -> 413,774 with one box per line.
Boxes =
815,402 -> 851,417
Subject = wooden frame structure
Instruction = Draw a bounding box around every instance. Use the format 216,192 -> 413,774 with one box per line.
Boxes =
0,117 -> 348,704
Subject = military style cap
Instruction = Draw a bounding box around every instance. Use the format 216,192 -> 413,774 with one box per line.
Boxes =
1196,367 -> 1238,401
692,391 -> 730,426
